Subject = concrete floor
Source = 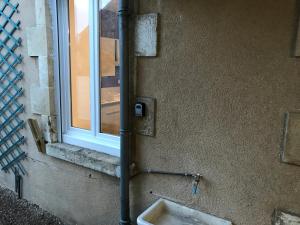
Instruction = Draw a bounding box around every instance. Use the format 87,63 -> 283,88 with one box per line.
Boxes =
0,186 -> 66,225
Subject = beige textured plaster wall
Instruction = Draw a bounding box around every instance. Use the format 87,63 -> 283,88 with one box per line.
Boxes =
0,0 -> 299,225
132,0 -> 300,225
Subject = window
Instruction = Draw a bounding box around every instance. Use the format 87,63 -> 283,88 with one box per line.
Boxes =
56,0 -> 120,157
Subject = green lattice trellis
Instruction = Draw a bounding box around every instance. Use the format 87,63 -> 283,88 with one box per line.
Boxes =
0,0 -> 26,175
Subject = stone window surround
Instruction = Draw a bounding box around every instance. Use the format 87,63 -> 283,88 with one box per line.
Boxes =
26,0 -> 121,177
26,0 -> 157,177
55,0 -> 121,157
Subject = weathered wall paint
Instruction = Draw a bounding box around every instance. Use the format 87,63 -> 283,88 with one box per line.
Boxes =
0,0 -> 299,225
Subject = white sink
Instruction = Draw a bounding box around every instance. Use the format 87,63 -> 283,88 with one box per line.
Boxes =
137,199 -> 232,225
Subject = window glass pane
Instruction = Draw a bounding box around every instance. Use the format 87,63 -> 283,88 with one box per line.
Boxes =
100,0 -> 120,136
69,0 -> 91,130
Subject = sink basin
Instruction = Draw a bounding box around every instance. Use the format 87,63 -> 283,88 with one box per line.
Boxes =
137,199 -> 232,225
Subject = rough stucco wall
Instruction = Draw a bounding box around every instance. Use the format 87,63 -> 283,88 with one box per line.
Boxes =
132,0 -> 300,225
0,0 -> 300,225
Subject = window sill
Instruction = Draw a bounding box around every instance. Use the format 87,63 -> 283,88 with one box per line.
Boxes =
46,143 -> 121,178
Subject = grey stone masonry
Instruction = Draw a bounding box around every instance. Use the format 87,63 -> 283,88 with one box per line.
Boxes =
46,143 -> 121,177
26,0 -> 57,143
135,13 -> 158,57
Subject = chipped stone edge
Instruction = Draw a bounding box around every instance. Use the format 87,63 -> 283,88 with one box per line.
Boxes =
272,209 -> 300,225
46,143 -> 121,178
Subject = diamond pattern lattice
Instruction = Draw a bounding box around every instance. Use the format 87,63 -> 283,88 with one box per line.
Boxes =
0,0 -> 26,175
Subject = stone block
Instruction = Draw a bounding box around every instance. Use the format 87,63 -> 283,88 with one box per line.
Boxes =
26,26 -> 48,57
295,18 -> 300,57
273,210 -> 300,225
30,86 -> 55,115
135,13 -> 158,57
282,112 -> 300,166
134,96 -> 156,136
35,0 -> 47,26
46,143 -> 121,177
39,56 -> 54,87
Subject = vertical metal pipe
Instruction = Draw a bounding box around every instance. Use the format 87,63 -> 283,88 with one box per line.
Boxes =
118,0 -> 131,224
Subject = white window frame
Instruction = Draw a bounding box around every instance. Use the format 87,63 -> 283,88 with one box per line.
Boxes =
53,0 -> 120,157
